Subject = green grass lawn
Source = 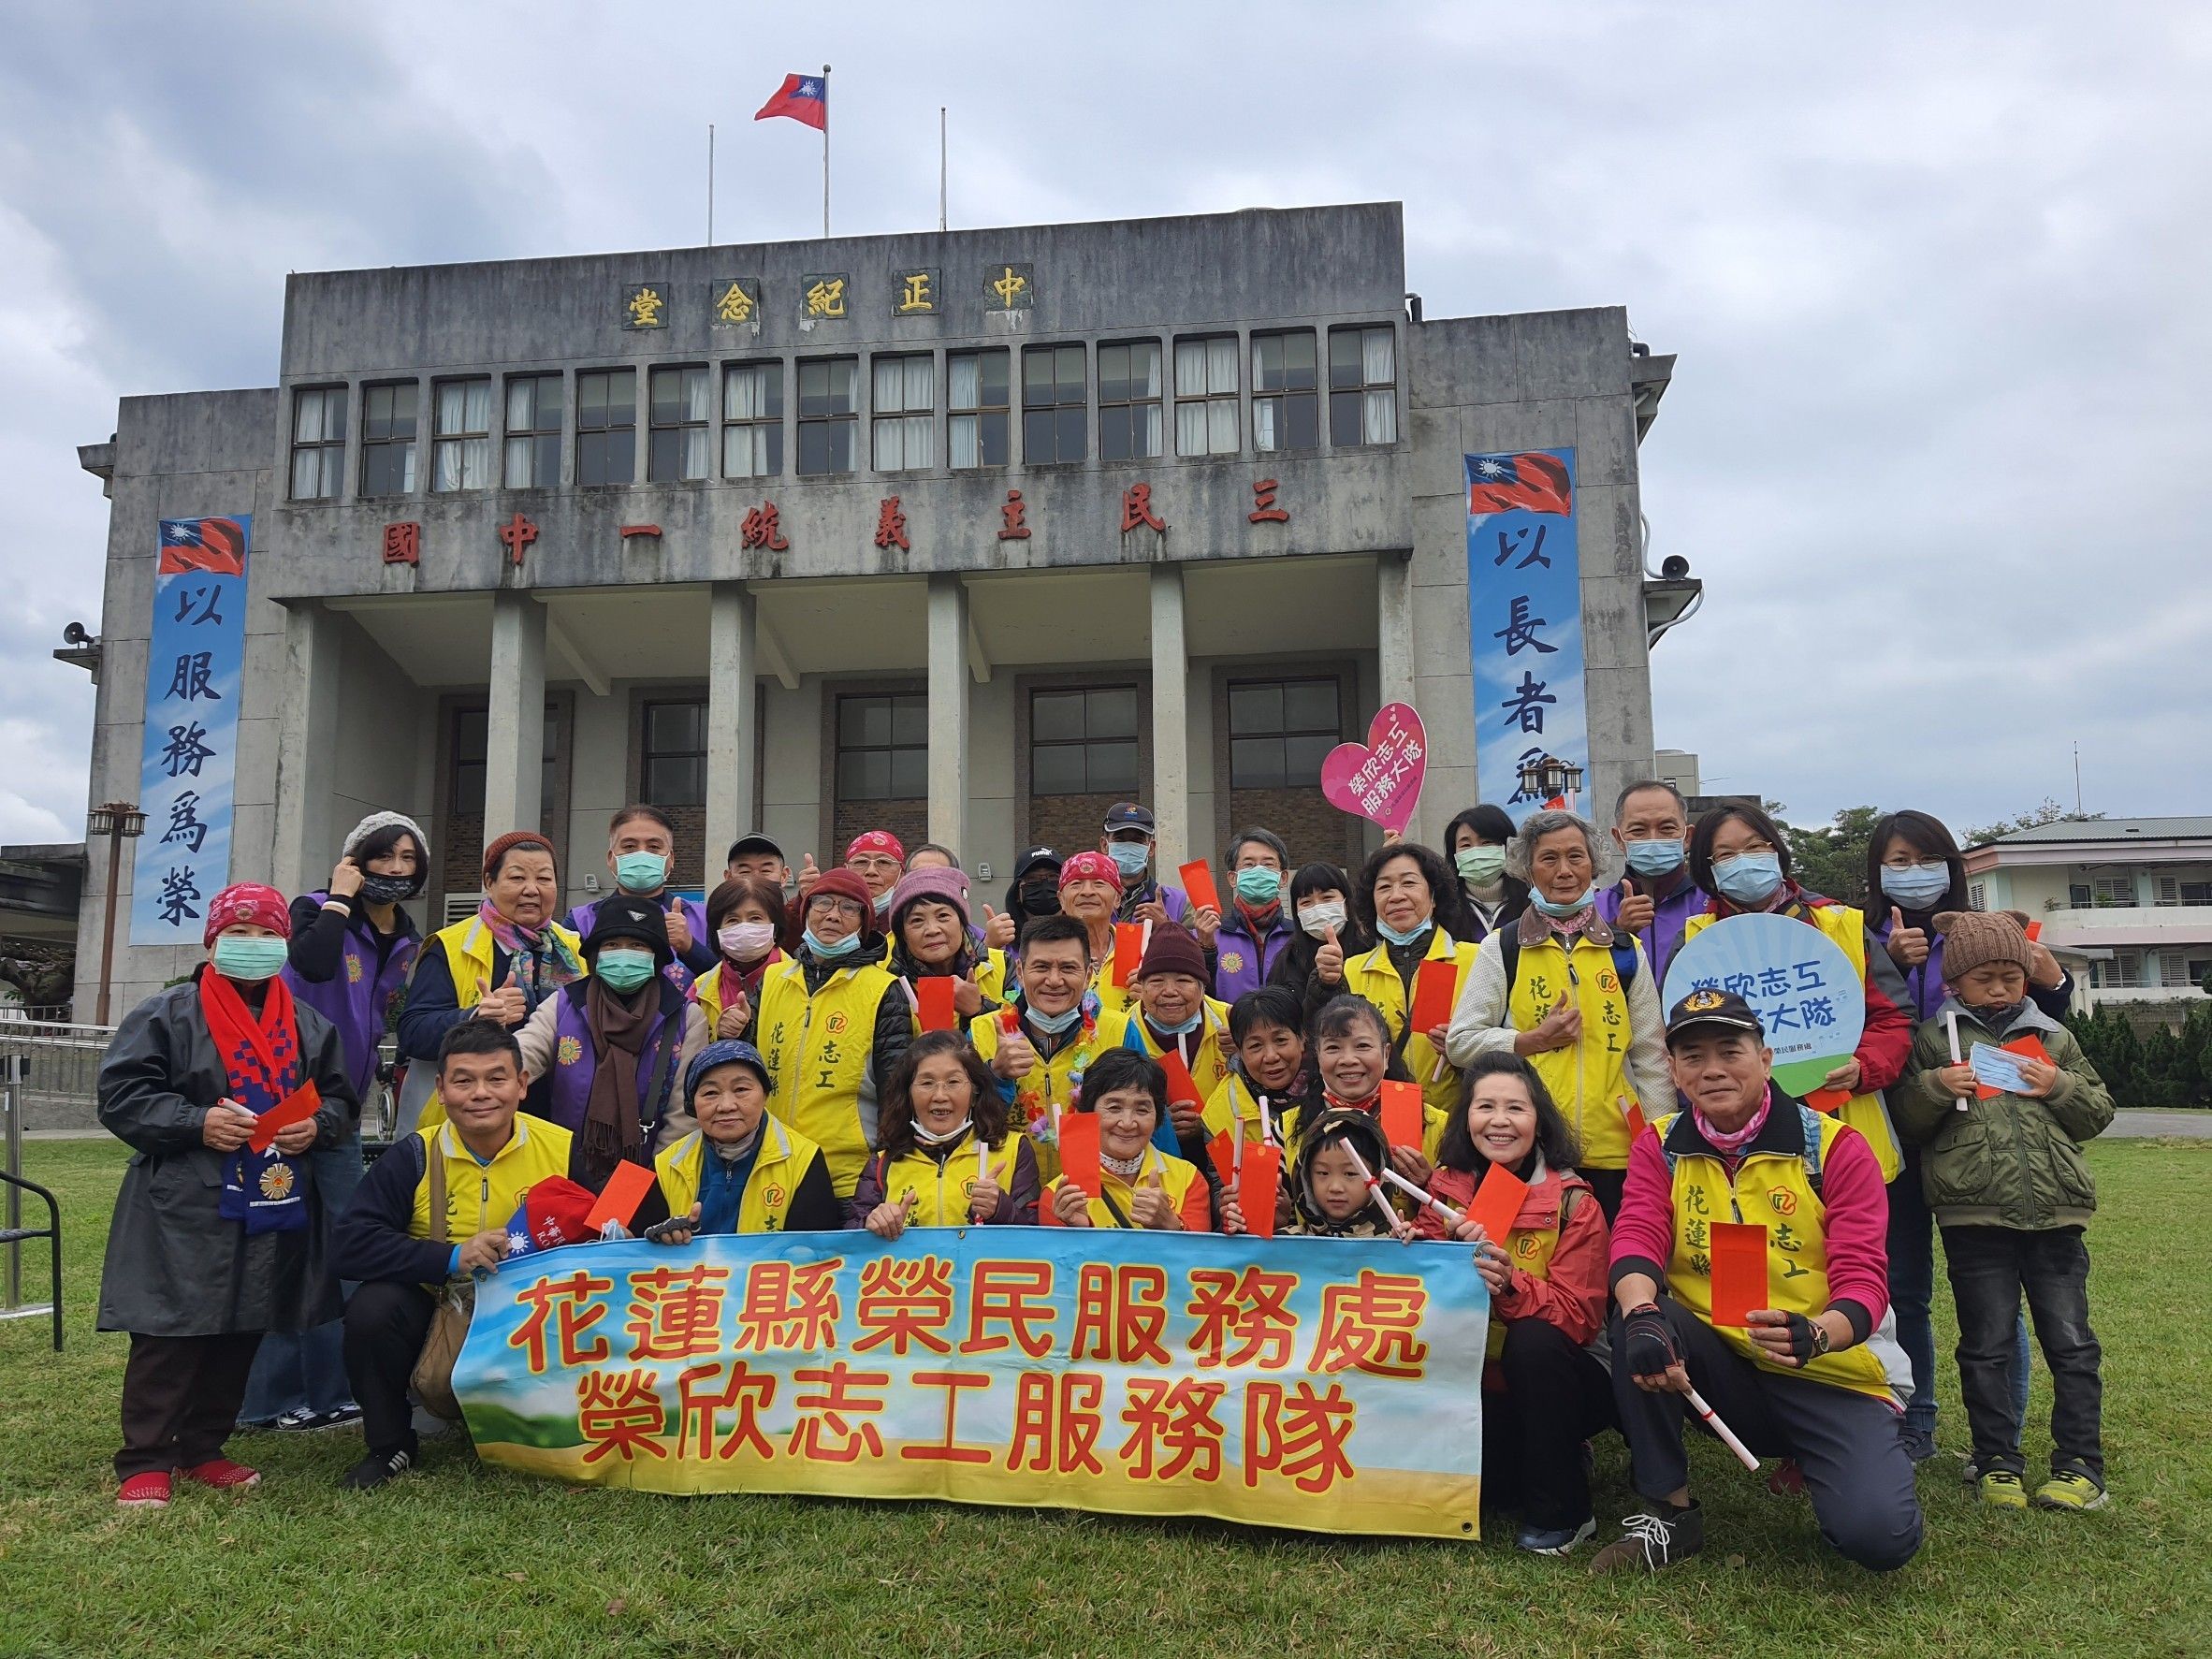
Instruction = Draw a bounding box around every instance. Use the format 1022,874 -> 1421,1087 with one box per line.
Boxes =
2,1140 -> 2208,1658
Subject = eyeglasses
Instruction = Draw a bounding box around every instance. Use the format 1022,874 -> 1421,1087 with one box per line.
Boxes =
812,899 -> 866,921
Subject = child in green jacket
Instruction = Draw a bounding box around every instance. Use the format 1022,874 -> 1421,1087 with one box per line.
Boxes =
1896,909 -> 2114,1513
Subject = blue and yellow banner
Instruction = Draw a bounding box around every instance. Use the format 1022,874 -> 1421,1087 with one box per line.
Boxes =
456,1229 -> 1490,1539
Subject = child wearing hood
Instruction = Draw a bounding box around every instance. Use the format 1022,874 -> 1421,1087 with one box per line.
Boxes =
1285,1108 -> 1412,1239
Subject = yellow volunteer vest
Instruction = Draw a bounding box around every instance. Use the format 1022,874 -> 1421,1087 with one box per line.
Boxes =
1106,997 -> 1232,1102
861,1133 -> 1025,1226
1654,1108 -> 1897,1401
1344,928 -> 1479,1116
1201,1072 -> 1292,1145
1046,1145 -> 1203,1230
1681,904 -> 1901,1182
968,1011 -> 1111,1186
691,958 -> 773,1030
1500,928 -> 1647,1173
652,1120 -> 823,1233
754,955 -> 897,1200
1480,1177 -> 1572,1361
1086,953 -> 1133,1025
409,1113 -> 575,1251
415,916 -> 586,1131
894,949 -> 1011,1027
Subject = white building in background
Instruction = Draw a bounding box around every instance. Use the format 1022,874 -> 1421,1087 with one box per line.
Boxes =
1965,816 -> 2212,1013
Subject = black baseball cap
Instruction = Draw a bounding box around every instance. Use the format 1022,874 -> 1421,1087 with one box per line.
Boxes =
1103,803 -> 1155,836
1664,987 -> 1765,1047
726,831 -> 784,864
1011,845 -> 1061,884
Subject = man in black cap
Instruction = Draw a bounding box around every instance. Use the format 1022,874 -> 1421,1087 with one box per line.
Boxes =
1592,988 -> 1920,1576
988,845 -> 1064,953
1099,803 -> 1196,931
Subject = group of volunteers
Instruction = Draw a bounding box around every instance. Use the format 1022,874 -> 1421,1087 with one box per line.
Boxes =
95,783 -> 2117,1574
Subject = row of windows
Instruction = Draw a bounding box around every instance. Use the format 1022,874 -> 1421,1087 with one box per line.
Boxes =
2087,950 -> 2212,990
288,327 -> 1398,500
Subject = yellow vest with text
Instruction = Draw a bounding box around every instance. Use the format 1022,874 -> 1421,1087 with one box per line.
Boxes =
1655,1107 -> 1899,1402
408,1114 -> 575,1260
691,959 -> 772,1031
1500,927 -> 1650,1172
1044,1145 -> 1204,1230
415,915 -> 585,1131
652,1120 -> 823,1233
1681,904 -> 1901,1182
1490,1213 -> 1564,1361
860,1133 -> 1026,1227
754,955 -> 897,1200
1344,928 -> 1479,1116
967,1011 -> 1112,1186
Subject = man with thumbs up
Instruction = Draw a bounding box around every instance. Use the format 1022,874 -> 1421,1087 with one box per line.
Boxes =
1595,780 -> 1700,985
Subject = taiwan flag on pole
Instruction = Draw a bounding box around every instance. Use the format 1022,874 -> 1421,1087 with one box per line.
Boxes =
756,72 -> 827,130
1466,451 -> 1573,517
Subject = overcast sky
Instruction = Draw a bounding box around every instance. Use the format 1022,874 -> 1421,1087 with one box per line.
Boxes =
3,2 -> 2205,847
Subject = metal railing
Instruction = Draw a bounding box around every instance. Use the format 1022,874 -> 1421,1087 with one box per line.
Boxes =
0,1019 -> 113,1134
0,1028 -> 102,1346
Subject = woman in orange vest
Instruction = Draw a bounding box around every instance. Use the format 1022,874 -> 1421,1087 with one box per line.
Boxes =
1414,1053 -> 1614,1556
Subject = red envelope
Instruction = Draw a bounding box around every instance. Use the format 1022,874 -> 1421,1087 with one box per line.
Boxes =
1159,1047 -> 1201,1110
1801,1084 -> 1853,1113
1058,1112 -> 1102,1199
248,1082 -> 323,1153
1379,1079 -> 1424,1151
1112,923 -> 1143,986
1206,1129 -> 1239,1186
2025,920 -> 2043,942
1410,959 -> 1459,1041
916,976 -> 957,1032
1239,1144 -> 1282,1240
1178,860 -> 1220,914
1464,1160 -> 1530,1244
584,1159 -> 657,1233
1623,1099 -> 1651,1142
1709,1220 -> 1768,1327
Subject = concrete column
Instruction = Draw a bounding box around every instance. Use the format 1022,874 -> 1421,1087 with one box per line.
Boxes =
925,574 -> 969,855
706,583 -> 757,884
270,601 -> 338,897
1147,564 -> 1190,873
486,589 -> 546,837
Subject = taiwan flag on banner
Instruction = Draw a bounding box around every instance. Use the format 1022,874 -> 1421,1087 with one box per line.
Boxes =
755,73 -> 827,130
1466,452 -> 1572,517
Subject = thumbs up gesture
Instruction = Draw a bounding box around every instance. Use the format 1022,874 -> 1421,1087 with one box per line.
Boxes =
1885,906 -> 1930,968
477,963 -> 530,1027
991,1025 -> 1037,1081
1521,991 -> 1580,1055
982,902 -> 1016,951
1316,924 -> 1345,986
714,985 -> 751,1040
1615,875 -> 1656,935
953,962 -> 985,1020
1129,1161 -> 1177,1230
866,1189 -> 917,1241
796,853 -> 821,900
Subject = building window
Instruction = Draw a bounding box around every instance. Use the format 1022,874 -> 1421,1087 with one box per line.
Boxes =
431,378 -> 493,492
2108,953 -> 2144,988
1174,335 -> 1239,457
2154,876 -> 2212,907
2092,876 -> 2135,907
1328,325 -> 1398,447
1022,343 -> 1085,464
721,361 -> 782,479
798,357 -> 859,476
2188,955 -> 2212,987
648,365 -> 711,483
1228,678 -> 1340,789
289,386 -> 347,501
1030,686 -> 1139,795
1252,329 -> 1318,452
360,381 -> 419,497
576,369 -> 637,486
836,693 -> 927,800
1968,880 -> 1988,911
872,353 -> 936,471
2159,950 -> 2191,988
448,705 -> 558,812
641,699 -> 706,806
504,373 -> 562,488
1098,342 -> 1162,462
949,348 -> 1009,468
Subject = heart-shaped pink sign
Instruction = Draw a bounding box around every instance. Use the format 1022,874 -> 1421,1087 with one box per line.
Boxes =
1321,703 -> 1428,833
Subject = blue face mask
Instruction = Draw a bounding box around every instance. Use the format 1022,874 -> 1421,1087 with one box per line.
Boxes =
804,928 -> 862,961
1374,915 -> 1433,947
1530,884 -> 1596,919
1712,851 -> 1784,907
1623,838 -> 1685,878
1107,840 -> 1151,879
1234,866 -> 1283,908
1880,864 -> 1952,910
1146,1008 -> 1204,1038
874,891 -> 894,916
1026,1002 -> 1083,1035
594,947 -> 657,992
614,851 -> 667,894
212,935 -> 287,982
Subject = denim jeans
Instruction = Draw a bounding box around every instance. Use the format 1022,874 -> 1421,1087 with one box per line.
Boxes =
1889,1155 -> 2030,1437
1941,1223 -> 2103,1483
239,1130 -> 365,1421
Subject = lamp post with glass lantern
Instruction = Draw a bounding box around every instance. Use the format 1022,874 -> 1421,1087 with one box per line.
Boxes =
88,801 -> 146,1026
1516,753 -> 1586,818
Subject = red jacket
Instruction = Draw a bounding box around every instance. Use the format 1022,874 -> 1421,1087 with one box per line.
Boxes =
1416,1162 -> 1608,1350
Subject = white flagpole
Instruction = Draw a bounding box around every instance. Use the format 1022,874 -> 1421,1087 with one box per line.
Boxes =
939,106 -> 947,231
821,64 -> 832,239
706,124 -> 715,244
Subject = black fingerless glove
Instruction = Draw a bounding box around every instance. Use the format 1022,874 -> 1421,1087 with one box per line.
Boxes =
1780,1310 -> 1828,1363
1621,1303 -> 1681,1377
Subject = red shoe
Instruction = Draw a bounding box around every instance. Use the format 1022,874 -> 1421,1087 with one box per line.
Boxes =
1766,1458 -> 1806,1497
180,1458 -> 262,1490
117,1471 -> 173,1507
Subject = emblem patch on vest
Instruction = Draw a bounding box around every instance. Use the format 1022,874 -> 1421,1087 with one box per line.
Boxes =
345,953 -> 363,984
825,1011 -> 850,1035
259,1162 -> 297,1201
1219,950 -> 1244,976
1769,1188 -> 1797,1215
557,1034 -> 584,1067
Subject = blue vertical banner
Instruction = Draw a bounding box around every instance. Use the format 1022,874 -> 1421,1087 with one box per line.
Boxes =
130,516 -> 251,946
1465,451 -> 1587,822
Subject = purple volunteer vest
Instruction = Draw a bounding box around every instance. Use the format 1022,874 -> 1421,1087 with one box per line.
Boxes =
282,890 -> 417,1100
544,984 -> 685,1135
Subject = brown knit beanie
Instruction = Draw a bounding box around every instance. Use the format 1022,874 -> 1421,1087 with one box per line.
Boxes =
1135,923 -> 1207,982
1933,910 -> 2033,981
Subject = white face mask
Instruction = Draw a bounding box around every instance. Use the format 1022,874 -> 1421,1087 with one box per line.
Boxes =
1299,900 -> 1347,939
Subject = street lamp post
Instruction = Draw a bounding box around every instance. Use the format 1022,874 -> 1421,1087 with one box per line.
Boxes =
87,801 -> 146,1026
1516,754 -> 1587,817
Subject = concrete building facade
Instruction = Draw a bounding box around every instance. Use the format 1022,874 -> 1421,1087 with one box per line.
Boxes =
67,202 -> 1681,1015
